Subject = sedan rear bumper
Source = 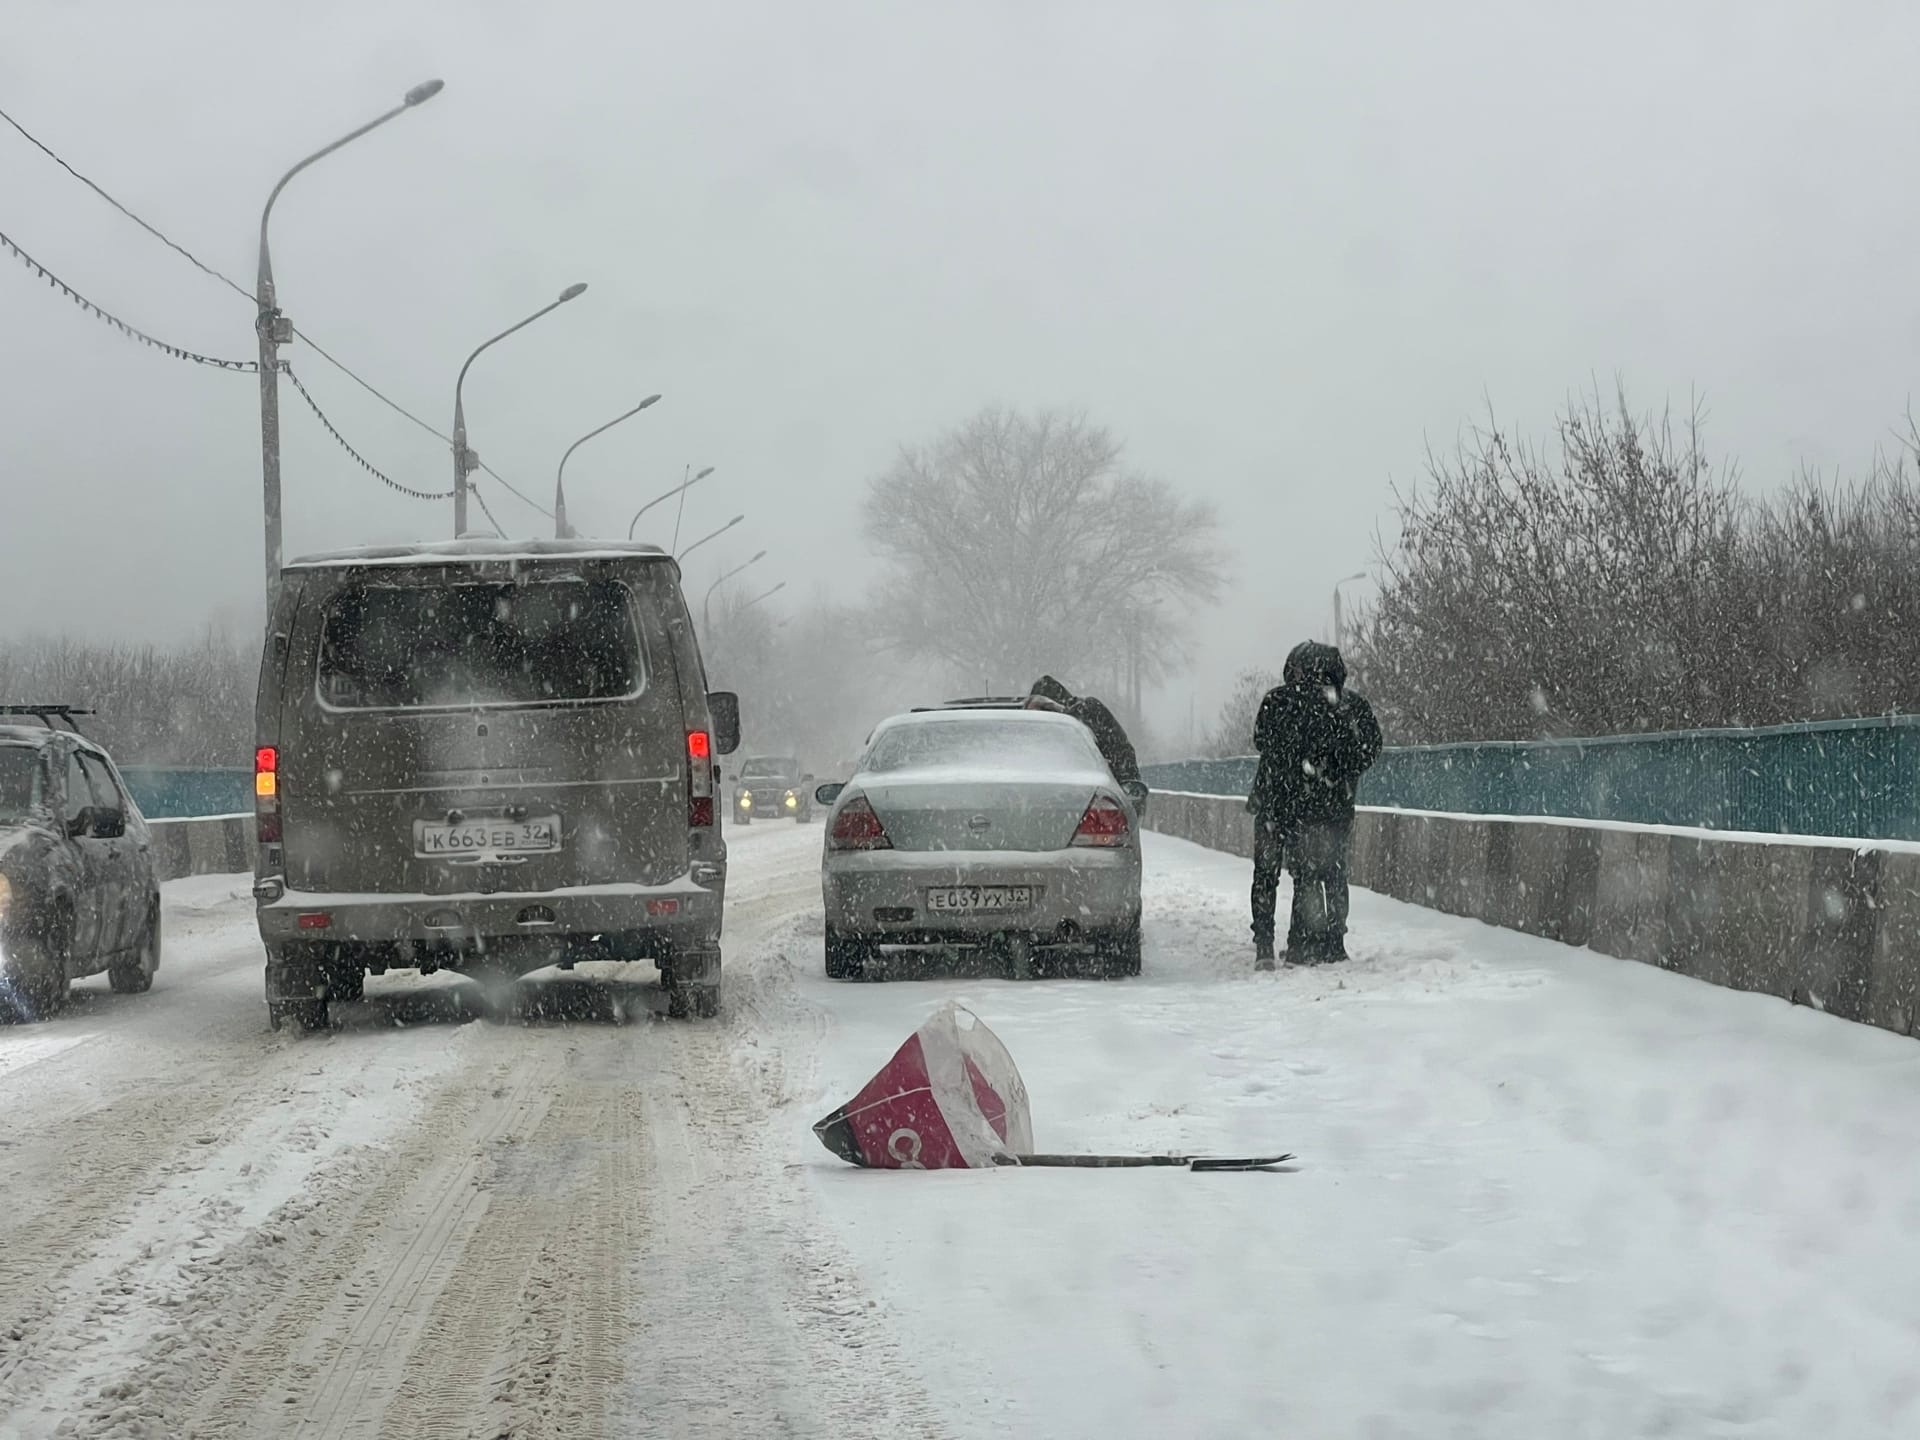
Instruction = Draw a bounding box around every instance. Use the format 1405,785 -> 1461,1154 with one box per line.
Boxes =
822,846 -> 1139,940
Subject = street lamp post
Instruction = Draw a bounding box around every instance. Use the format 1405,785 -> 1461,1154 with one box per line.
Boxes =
628,465 -> 714,540
703,550 -> 768,635
451,282 -> 588,536
677,513 -> 744,562
1332,571 -> 1367,653
256,78 -> 444,599
553,394 -> 661,538
742,580 -> 786,610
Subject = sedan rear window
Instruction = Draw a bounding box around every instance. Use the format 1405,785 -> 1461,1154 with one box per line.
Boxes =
863,720 -> 1100,775
0,746 -> 43,822
317,579 -> 644,710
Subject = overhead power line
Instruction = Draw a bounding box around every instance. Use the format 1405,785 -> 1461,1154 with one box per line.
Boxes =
0,222 -> 452,500
0,224 -> 261,370
0,101 -> 553,521
0,101 -> 250,303
285,367 -> 451,499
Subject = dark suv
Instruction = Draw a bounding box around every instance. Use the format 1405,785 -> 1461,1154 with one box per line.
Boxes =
0,724 -> 161,1018
732,756 -> 814,823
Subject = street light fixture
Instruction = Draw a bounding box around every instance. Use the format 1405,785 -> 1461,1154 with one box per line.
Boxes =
256,78 -> 444,598
742,580 -> 786,610
678,513 -> 744,562
553,394 -> 662,539
628,465 -> 715,541
1332,571 -> 1368,652
703,550 -> 769,635
451,282 -> 589,536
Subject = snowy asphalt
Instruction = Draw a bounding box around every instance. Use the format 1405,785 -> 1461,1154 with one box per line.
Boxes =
2,824 -> 1918,1437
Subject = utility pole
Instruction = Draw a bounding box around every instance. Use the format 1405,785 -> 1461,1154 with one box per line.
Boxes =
256,79 -> 443,601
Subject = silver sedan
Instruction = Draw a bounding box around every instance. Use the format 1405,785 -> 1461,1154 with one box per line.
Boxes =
815,708 -> 1144,981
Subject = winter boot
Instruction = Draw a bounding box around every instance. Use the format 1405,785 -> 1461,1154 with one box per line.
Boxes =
1254,941 -> 1275,971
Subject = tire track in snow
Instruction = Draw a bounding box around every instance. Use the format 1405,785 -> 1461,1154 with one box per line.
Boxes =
176,1046 -> 566,1438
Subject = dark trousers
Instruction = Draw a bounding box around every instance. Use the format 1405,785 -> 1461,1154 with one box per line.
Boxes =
1251,816 -> 1352,958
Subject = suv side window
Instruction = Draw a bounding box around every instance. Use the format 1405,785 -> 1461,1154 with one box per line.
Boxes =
63,751 -> 91,833
78,754 -> 123,817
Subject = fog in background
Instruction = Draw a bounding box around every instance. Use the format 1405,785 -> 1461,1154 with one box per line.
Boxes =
4,1 -> 1917,748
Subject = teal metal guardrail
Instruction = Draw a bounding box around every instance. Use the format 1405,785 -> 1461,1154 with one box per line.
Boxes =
120,766 -> 251,819
1142,713 -> 1920,842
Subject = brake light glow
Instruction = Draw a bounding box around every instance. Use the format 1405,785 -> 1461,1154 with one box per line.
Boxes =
646,898 -> 680,917
829,794 -> 892,850
1071,795 -> 1131,847
297,912 -> 332,930
687,732 -> 714,826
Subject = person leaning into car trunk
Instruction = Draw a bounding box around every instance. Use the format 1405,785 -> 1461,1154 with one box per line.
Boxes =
1247,641 -> 1381,969
1026,676 -> 1142,792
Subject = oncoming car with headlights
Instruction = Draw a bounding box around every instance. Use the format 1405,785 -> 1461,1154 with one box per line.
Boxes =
814,708 -> 1144,981
0,723 -> 162,1018
732,755 -> 814,823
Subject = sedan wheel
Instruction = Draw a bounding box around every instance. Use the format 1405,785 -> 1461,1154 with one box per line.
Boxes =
824,926 -> 875,981
1096,919 -> 1143,980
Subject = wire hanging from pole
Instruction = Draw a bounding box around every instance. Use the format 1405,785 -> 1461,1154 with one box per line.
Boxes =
0,225 -> 261,371
0,103 -> 558,520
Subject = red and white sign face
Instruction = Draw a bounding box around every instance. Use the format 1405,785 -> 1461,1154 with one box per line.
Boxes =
813,1004 -> 1033,1170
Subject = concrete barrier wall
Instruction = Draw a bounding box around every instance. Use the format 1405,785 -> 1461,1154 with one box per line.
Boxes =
149,814 -> 256,883
1146,792 -> 1919,1040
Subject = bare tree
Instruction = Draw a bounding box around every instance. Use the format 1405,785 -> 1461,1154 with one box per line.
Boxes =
1347,385 -> 1920,743
1346,386 -> 1748,741
863,406 -> 1224,699
1205,666 -> 1279,756
0,629 -> 254,765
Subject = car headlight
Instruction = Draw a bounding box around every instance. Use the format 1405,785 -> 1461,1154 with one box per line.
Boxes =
738,791 -> 753,807
784,791 -> 798,809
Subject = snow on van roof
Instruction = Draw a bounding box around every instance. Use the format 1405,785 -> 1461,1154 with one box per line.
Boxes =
286,538 -> 672,570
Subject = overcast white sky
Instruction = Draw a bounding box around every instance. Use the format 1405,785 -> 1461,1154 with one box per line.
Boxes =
4,1 -> 1918,746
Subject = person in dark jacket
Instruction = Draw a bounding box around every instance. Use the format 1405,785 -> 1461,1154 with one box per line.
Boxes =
1028,675 -> 1142,791
1248,641 -> 1382,968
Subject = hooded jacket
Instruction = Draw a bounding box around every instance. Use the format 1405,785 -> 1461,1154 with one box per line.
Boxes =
1031,676 -> 1141,789
1249,642 -> 1382,830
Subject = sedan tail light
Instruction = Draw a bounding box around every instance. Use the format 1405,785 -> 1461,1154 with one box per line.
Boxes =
1071,795 -> 1131,848
828,794 -> 892,850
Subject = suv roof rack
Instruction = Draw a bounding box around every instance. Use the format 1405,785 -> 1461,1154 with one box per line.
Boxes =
0,705 -> 93,734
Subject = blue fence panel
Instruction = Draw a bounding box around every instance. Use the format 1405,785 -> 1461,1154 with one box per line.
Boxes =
120,766 -> 251,819
1143,713 -> 1920,841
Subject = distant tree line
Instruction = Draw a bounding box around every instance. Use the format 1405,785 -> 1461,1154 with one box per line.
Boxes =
1344,387 -> 1920,743
0,632 -> 253,766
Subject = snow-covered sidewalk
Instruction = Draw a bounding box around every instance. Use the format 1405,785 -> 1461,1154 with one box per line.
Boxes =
793,831 -> 1920,1439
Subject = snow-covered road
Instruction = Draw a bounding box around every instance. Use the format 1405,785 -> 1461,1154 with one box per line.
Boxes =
2,825 -> 1918,1437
